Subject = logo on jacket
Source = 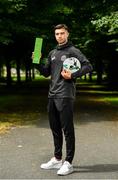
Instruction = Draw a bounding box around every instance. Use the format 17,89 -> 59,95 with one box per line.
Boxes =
61,55 -> 67,61
51,56 -> 56,61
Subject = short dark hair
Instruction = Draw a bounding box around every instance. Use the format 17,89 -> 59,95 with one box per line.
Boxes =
54,24 -> 69,32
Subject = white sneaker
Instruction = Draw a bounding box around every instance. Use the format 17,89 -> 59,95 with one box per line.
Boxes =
40,157 -> 62,170
57,161 -> 73,175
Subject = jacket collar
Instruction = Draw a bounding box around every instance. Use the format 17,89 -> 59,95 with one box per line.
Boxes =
56,41 -> 73,50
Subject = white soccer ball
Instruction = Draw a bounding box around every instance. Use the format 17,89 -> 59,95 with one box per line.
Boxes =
63,57 -> 81,73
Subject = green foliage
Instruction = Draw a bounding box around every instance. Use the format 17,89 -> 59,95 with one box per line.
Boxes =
91,11 -> 118,35
104,97 -> 118,106
0,0 -> 27,44
7,0 -> 27,12
0,0 -> 118,87
91,11 -> 118,51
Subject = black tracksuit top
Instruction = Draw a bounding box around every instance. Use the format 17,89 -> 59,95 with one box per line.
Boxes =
39,42 -> 93,99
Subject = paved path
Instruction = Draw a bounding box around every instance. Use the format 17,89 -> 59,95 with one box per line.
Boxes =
0,112 -> 118,179
0,87 -> 118,179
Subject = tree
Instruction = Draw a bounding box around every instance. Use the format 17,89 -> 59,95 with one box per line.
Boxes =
0,0 -> 27,85
0,0 -> 118,88
90,2 -> 118,86
64,0 -> 118,86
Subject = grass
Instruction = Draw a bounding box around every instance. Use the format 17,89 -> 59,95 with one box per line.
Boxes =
103,97 -> 118,105
0,79 -> 48,134
0,93 -> 47,134
0,111 -> 41,134
0,79 -> 118,134
0,122 -> 13,134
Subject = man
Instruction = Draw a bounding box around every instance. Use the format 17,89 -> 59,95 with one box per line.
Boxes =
38,24 -> 92,175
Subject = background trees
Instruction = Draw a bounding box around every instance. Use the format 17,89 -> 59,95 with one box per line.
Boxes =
0,0 -> 118,88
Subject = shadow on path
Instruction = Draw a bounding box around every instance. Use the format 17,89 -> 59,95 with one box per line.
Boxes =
73,164 -> 118,173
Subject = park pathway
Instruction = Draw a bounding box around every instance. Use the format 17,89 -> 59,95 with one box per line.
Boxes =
0,83 -> 118,179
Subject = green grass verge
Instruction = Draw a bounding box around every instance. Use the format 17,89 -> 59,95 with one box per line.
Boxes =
0,80 -> 118,134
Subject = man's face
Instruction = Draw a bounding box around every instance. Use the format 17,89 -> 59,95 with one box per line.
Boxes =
55,28 -> 69,45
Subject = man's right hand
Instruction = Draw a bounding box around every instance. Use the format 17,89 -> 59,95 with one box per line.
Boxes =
61,69 -> 72,79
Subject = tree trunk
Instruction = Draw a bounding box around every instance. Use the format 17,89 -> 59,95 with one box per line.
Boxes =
107,57 -> 118,89
96,59 -> 103,84
0,66 -> 1,79
32,67 -> 35,79
16,58 -> 21,84
89,72 -> 93,82
6,59 -> 12,86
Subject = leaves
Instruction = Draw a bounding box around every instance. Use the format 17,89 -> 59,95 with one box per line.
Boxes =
91,11 -> 118,35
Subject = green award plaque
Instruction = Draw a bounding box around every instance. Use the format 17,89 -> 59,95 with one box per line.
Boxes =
33,37 -> 43,64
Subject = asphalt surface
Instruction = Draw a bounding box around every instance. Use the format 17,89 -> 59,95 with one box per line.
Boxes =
0,90 -> 118,179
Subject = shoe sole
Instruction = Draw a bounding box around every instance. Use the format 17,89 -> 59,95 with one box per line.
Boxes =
41,167 -> 61,170
41,164 -> 62,170
57,169 -> 73,176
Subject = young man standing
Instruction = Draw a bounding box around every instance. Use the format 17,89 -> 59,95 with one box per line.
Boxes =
39,24 -> 92,175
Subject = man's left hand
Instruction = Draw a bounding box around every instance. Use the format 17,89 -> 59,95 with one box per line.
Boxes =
61,69 -> 72,79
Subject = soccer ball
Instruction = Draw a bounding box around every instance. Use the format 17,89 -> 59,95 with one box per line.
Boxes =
63,57 -> 81,73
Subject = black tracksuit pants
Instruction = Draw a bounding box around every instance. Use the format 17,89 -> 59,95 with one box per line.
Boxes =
48,98 -> 75,163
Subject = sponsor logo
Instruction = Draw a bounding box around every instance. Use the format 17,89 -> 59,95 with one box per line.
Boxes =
61,55 -> 67,61
51,56 -> 56,61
